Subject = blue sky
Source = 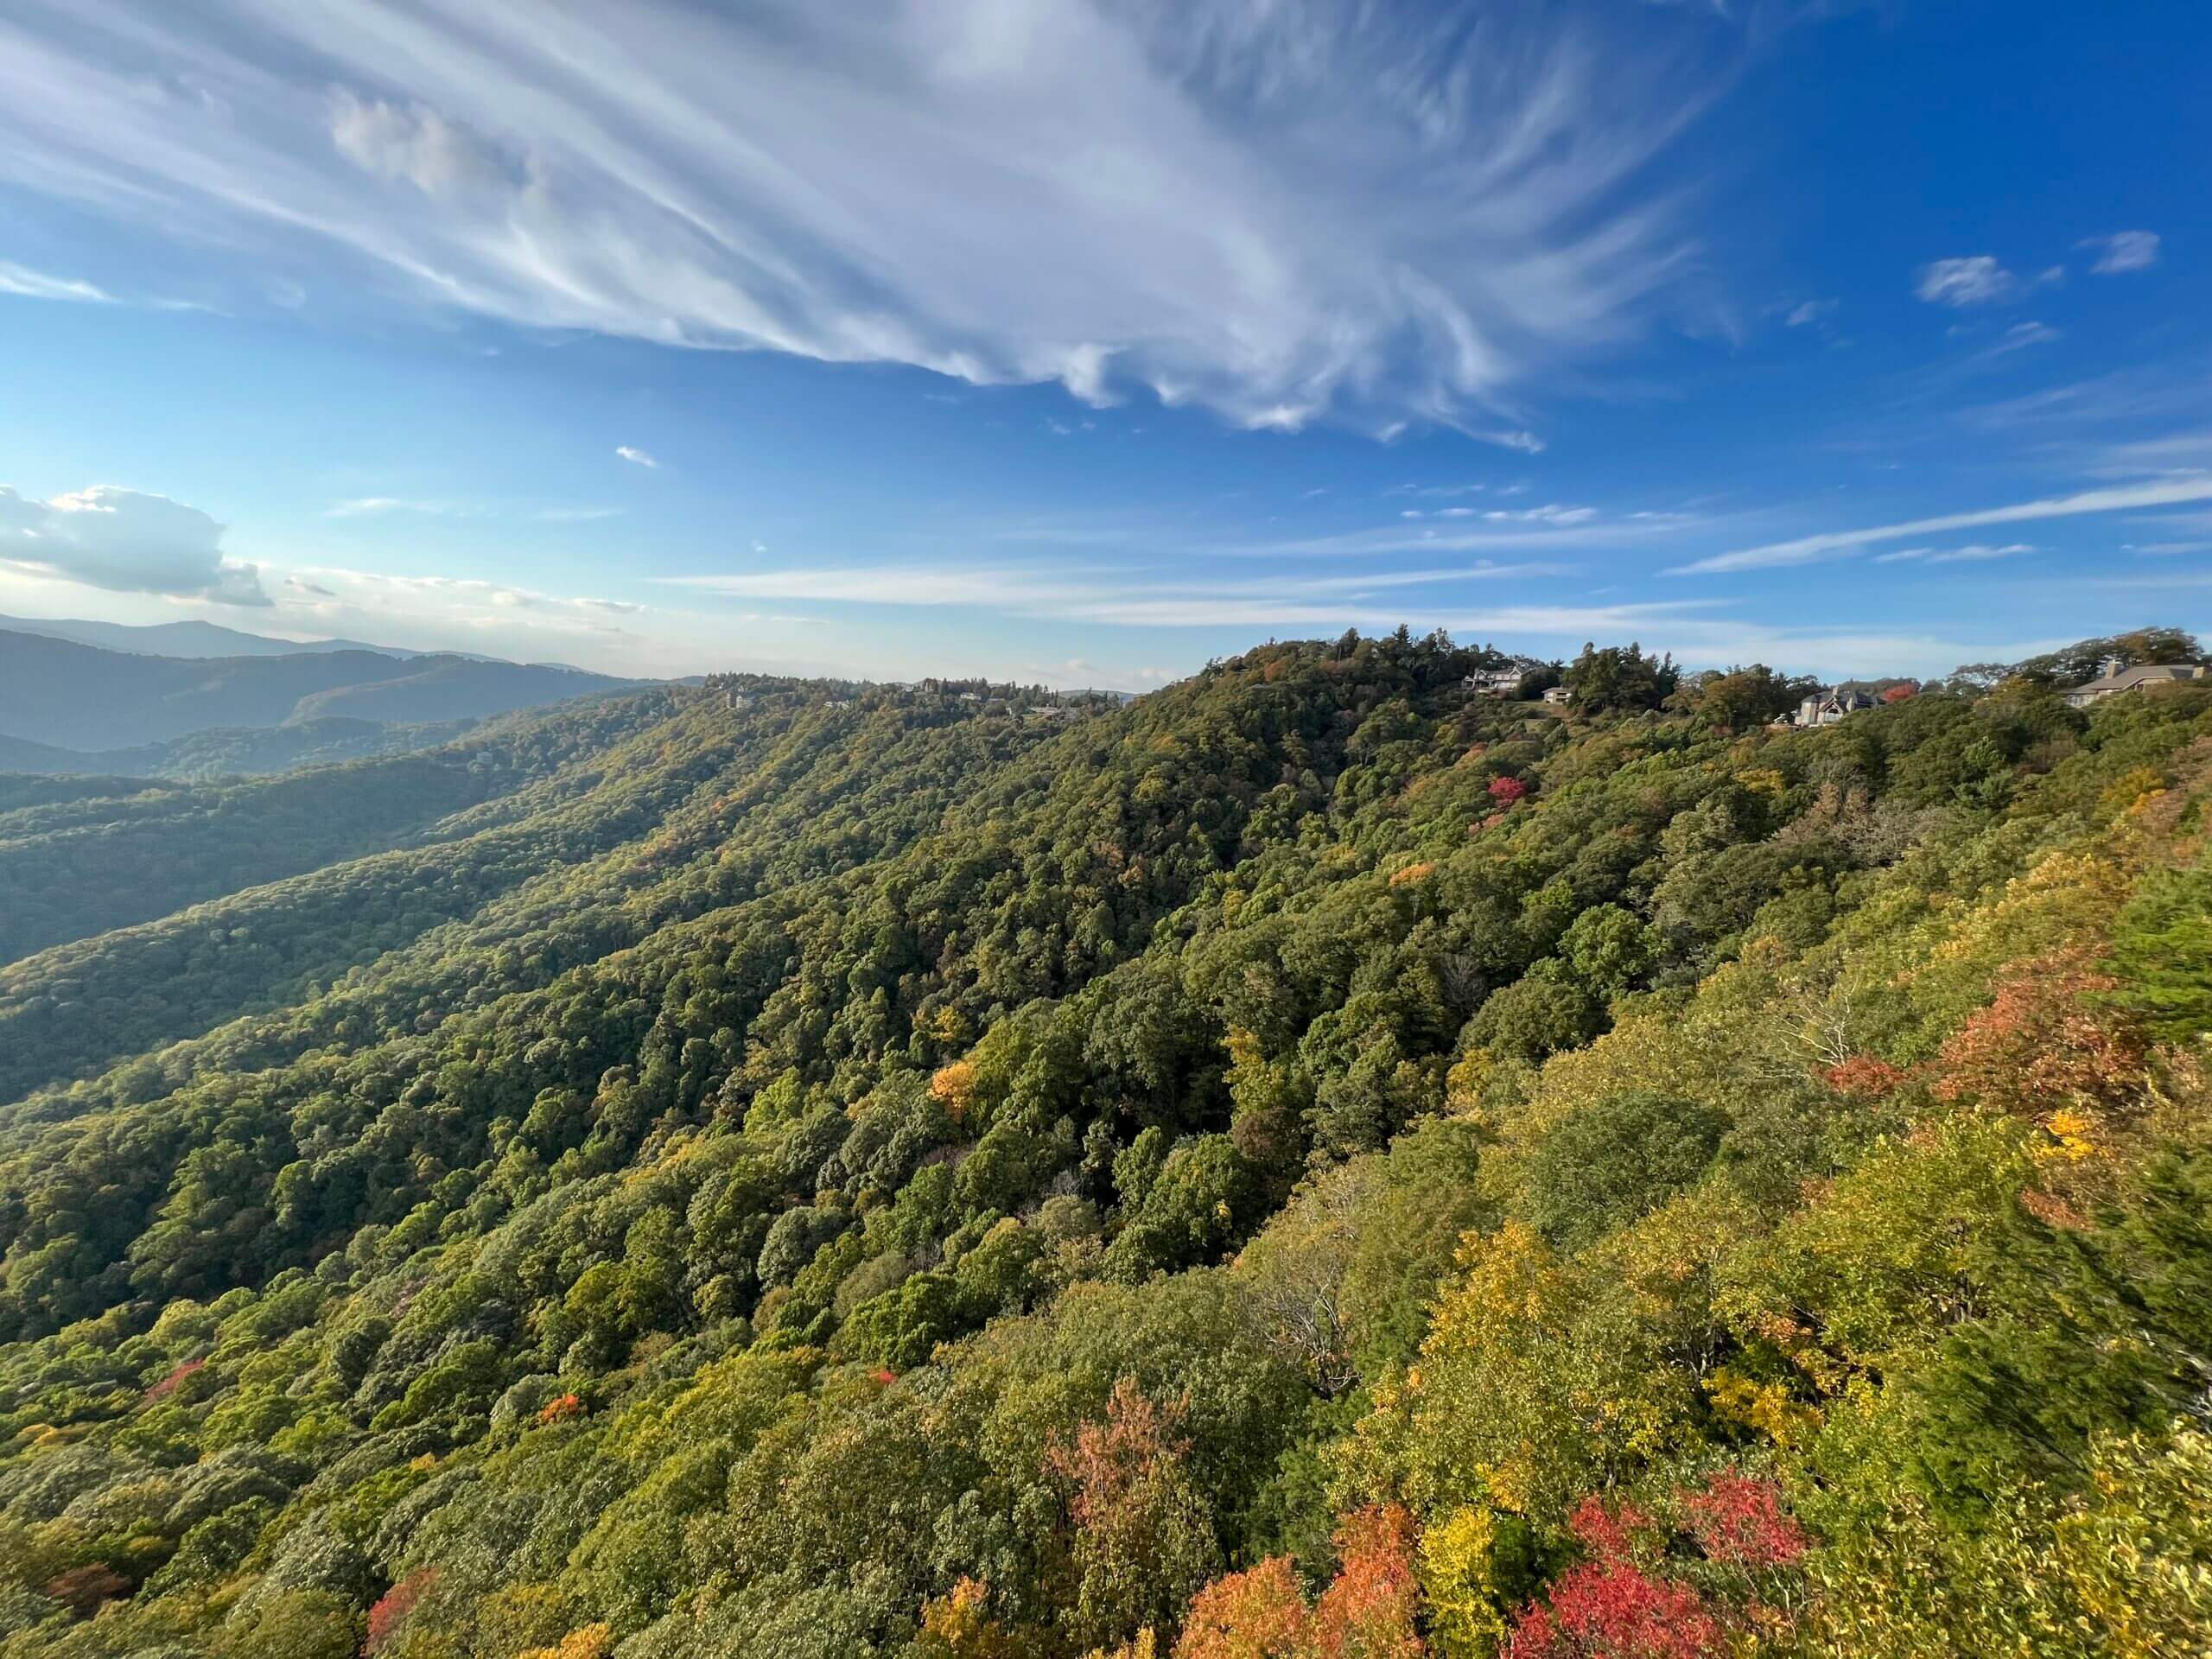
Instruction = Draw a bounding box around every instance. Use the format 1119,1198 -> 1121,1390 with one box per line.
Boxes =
0,0 -> 2207,686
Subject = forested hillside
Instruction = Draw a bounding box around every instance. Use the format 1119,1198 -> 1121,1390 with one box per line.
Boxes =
0,631 -> 2205,1658
0,717 -> 486,784
0,692 -> 687,979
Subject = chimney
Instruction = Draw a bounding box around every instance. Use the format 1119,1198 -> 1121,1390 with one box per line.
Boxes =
2099,653 -> 2126,680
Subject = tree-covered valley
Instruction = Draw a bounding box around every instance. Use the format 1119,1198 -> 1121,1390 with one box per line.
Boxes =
0,629 -> 2206,1658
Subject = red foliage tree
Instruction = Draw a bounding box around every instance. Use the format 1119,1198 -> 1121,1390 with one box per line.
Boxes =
367,1567 -> 440,1653
1490,776 -> 1529,808
1879,683 -> 1918,704
43,1564 -> 130,1618
1506,1498 -> 1720,1659
1676,1474 -> 1805,1571
537,1392 -> 585,1426
1506,1566 -> 1719,1659
143,1357 -> 207,1402
1821,1055 -> 1905,1101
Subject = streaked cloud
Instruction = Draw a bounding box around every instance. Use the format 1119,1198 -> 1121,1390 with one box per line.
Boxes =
323,496 -> 477,518
1914,257 -> 2065,311
1874,543 -> 2033,565
326,497 -> 619,524
615,446 -> 659,469
1915,256 -> 2020,307
0,0 -> 1735,435
654,559 -> 1656,631
2080,230 -> 2159,275
0,260 -> 113,303
1669,479 -> 2212,574
1981,320 -> 2059,358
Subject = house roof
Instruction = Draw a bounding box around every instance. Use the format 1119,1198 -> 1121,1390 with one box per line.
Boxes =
2073,664 -> 2204,695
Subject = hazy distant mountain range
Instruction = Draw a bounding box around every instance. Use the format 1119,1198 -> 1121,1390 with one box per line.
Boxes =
0,619 -> 643,760
0,611 -> 470,661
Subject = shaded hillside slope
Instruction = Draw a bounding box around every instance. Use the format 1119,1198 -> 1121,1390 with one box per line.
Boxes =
0,692 -> 695,972
0,718 -> 483,781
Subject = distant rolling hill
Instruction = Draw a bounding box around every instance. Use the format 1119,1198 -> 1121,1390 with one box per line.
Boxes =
0,611 -> 444,659
0,627 -> 642,752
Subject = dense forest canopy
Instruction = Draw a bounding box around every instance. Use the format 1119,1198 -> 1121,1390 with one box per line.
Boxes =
0,627 -> 2206,1657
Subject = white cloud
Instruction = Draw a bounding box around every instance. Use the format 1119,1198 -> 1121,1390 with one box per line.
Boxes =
323,496 -> 482,518
1476,430 -> 1549,455
1670,478 -> 2212,574
0,484 -> 268,604
325,497 -> 617,523
1983,320 -> 2058,357
0,0 -> 1733,434
328,89 -> 512,200
1915,256 -> 2018,307
2080,231 -> 2159,275
615,446 -> 659,469
655,559 -> 1612,629
280,565 -> 645,631
1784,298 -> 1836,327
1876,543 -> 2033,565
0,260 -> 113,303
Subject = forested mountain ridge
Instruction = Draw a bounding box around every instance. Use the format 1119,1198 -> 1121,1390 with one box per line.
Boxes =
0,717 -> 485,784
0,690 -> 692,976
0,630 -> 2206,1658
0,629 -> 639,752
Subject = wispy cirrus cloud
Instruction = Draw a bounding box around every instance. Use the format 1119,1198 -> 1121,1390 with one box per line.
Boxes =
1873,542 -> 2033,565
614,447 -> 659,470
654,559 -> 1653,631
1914,256 -> 2063,308
1976,320 -> 2059,359
0,259 -> 113,303
0,0 -> 1739,435
325,496 -> 464,518
2080,231 -> 2159,275
1916,256 -> 2019,307
325,496 -> 620,523
1669,478 -> 2212,574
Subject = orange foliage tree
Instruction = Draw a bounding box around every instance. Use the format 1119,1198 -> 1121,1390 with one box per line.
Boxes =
1935,951 -> 2147,1157
1049,1377 -> 1223,1653
1173,1505 -> 1424,1659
